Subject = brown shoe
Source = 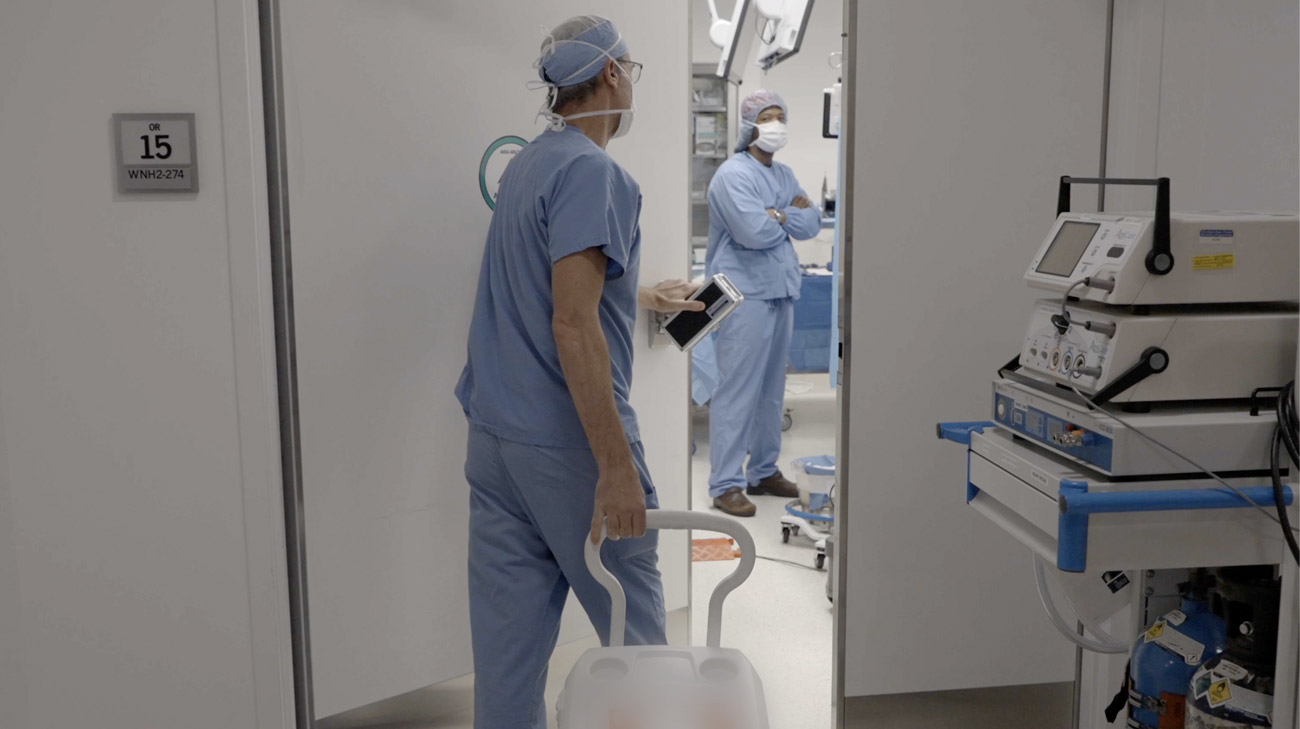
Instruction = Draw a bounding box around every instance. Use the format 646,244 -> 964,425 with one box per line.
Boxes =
712,488 -> 757,517
746,470 -> 799,498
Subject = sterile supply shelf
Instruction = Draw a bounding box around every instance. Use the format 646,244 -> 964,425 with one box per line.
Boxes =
937,424 -> 1296,574
690,65 -> 733,245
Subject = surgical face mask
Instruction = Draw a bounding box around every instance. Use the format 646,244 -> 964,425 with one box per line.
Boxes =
753,121 -> 788,153
561,63 -> 635,140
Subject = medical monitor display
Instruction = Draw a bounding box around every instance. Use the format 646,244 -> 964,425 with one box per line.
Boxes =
756,0 -> 816,71
716,0 -> 756,84
1036,221 -> 1100,277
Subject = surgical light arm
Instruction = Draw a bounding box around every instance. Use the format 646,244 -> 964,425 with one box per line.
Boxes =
706,0 -> 731,48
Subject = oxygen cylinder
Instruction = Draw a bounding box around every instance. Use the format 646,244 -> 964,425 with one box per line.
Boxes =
1185,567 -> 1282,728
1126,573 -> 1227,729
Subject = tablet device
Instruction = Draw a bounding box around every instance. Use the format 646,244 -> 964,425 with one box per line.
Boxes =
663,274 -> 744,351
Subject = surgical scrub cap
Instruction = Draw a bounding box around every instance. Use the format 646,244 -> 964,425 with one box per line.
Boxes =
537,15 -> 629,88
735,89 -> 789,152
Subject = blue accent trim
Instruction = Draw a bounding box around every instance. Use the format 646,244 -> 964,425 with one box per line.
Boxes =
1053,483 -> 1294,573
937,421 -> 994,503
1061,485 -> 1293,516
993,393 -> 1114,472
794,455 -> 836,477
784,503 -> 835,523
936,421 -> 995,446
1057,479 -> 1090,572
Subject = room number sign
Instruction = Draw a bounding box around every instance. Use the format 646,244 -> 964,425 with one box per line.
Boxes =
112,113 -> 198,193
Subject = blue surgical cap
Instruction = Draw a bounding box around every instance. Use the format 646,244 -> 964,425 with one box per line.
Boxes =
539,16 -> 629,88
735,89 -> 788,152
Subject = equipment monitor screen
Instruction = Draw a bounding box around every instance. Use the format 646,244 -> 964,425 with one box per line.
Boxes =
1036,221 -> 1100,277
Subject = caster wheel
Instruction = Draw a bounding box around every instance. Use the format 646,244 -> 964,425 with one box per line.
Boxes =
815,554 -> 826,570
781,527 -> 791,544
782,413 -> 793,432
790,525 -> 800,536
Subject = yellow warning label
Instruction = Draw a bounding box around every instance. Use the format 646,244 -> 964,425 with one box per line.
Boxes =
1193,253 -> 1235,271
1145,622 -> 1165,642
1208,679 -> 1232,707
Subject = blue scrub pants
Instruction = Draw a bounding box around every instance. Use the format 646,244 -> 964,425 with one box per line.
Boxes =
708,298 -> 794,498
465,426 -> 667,729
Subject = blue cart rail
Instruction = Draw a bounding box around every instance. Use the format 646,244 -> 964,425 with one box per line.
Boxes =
937,420 -> 1296,572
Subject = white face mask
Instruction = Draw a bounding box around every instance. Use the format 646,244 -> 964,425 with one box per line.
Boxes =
560,64 -> 635,139
753,121 -> 788,153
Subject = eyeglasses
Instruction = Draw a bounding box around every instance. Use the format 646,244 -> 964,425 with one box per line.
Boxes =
622,61 -> 643,84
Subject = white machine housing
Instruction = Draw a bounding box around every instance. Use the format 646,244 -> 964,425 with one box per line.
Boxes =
965,427 -> 1294,572
710,0 -> 757,84
1018,299 -> 1297,403
822,82 -> 841,138
1023,212 -> 1298,306
993,377 -> 1281,477
754,0 -> 814,70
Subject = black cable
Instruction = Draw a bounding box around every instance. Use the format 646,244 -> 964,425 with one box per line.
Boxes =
1280,381 -> 1299,461
1269,430 -> 1299,562
1272,381 -> 1300,563
754,12 -> 777,44
1070,385 -> 1298,532
755,555 -> 822,572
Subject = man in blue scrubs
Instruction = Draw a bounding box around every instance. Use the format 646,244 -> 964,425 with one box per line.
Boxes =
706,89 -> 822,517
455,16 -> 702,729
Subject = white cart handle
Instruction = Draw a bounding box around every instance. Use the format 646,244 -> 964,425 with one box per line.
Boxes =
586,510 -> 756,649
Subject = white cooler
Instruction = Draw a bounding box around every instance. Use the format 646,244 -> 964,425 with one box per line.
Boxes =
557,511 -> 769,729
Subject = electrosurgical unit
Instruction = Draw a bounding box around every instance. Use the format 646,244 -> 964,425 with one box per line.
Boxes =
1016,299 -> 1297,404
1025,178 -> 1298,306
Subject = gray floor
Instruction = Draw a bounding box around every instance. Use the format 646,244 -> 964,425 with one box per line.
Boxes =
318,610 -> 689,729
843,683 -> 1074,729
690,374 -> 838,729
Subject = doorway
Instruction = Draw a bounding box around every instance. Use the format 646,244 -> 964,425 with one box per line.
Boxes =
687,2 -> 845,728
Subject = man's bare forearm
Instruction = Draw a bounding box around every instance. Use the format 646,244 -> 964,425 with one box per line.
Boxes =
553,315 -> 634,470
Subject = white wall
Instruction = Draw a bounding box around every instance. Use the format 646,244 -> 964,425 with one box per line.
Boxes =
1106,0 -> 1299,213
841,0 -> 1300,710
841,0 -> 1109,698
0,2 -> 293,728
692,0 -> 842,265
1097,5 -> 1299,726
277,1 -> 693,718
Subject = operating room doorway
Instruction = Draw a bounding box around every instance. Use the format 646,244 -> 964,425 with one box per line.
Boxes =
687,3 -> 844,728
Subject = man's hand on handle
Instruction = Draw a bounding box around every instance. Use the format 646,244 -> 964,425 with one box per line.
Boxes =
591,460 -> 647,544
639,280 -> 705,313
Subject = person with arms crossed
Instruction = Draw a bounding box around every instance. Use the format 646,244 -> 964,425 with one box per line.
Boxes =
705,90 -> 821,517
455,16 -> 702,729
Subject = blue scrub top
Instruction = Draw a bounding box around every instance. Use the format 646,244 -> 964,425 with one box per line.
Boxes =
456,126 -> 642,448
705,152 -> 821,301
